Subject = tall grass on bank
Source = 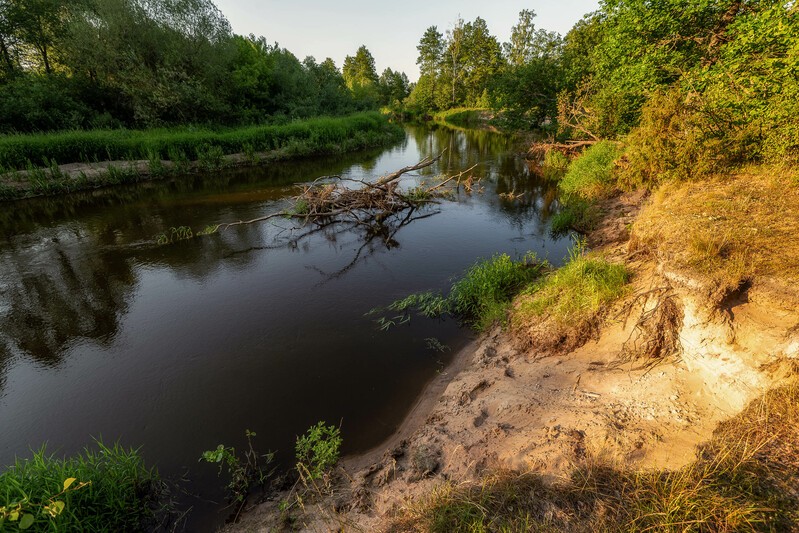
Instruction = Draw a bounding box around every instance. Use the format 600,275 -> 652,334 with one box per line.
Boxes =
390,381 -> 799,532
550,141 -> 622,235
0,442 -> 166,531
514,244 -> 629,328
559,141 -> 622,202
379,253 -> 546,332
0,112 -> 402,171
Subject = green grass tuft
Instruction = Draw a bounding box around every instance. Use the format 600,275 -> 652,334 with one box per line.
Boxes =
559,141 -> 622,201
0,442 -> 165,531
515,243 -> 629,327
380,253 -> 546,332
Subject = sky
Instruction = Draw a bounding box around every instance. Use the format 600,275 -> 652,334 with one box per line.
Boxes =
212,0 -> 601,81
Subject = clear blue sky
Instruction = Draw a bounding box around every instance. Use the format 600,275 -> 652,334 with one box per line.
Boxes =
213,0 -> 600,81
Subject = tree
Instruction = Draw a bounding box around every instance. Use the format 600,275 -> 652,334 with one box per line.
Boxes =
416,26 -> 444,109
444,17 -> 465,106
505,9 -> 537,66
459,17 -> 503,106
342,44 -> 379,105
377,68 -> 409,106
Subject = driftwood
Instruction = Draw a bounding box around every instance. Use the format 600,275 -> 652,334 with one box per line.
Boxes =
207,153 -> 481,281
217,152 -> 448,232
526,140 -> 597,160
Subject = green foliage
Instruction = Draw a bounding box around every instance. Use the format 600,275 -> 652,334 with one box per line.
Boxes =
0,112 -> 402,171
559,141 -> 622,201
197,144 -> 225,171
550,199 -> 601,235
432,108 -> 484,128
201,430 -> 274,503
295,422 -> 342,481
0,0 -> 383,133
515,242 -> 629,326
0,443 -> 163,532
541,150 -> 570,181
380,253 -> 545,332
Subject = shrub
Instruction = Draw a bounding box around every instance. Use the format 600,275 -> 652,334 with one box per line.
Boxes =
295,422 -> 342,481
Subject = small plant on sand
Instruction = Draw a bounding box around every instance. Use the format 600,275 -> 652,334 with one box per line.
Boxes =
200,430 -> 275,504
295,422 -> 342,482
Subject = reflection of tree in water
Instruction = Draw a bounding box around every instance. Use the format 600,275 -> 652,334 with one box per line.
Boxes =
0,234 -> 135,367
408,124 -> 560,228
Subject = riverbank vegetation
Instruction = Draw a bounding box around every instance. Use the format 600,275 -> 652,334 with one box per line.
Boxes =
0,113 -> 404,200
0,443 -> 166,531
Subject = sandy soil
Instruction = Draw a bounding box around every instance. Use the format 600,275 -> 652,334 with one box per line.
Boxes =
230,191 -> 799,532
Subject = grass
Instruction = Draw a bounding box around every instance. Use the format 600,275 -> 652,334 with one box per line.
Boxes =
0,112 -> 404,201
550,198 -> 602,235
388,380 -> 799,532
559,141 -> 623,201
381,253 -> 546,332
511,243 -> 630,352
0,112 -> 403,171
631,165 -> 799,300
541,150 -> 571,181
514,244 -> 629,327
0,442 -> 165,531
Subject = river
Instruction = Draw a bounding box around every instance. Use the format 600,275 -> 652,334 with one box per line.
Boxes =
0,124 -> 571,530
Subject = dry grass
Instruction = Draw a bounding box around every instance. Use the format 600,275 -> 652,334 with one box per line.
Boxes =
631,165 -> 799,301
386,381 -> 799,533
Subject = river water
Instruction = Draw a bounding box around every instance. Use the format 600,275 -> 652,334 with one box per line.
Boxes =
0,124 -> 571,529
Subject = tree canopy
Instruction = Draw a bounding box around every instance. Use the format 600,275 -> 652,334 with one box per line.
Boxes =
0,0 -> 408,132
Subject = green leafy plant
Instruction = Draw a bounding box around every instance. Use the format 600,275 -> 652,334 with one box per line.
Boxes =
200,430 -> 275,504
295,422 -> 342,481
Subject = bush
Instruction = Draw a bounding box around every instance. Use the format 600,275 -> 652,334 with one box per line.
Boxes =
295,422 -> 342,481
559,141 -> 622,201
0,443 -> 164,531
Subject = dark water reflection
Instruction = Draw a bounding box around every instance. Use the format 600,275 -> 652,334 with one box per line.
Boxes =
0,125 -> 568,529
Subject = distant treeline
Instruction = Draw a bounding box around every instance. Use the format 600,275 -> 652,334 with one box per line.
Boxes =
409,1 -> 799,170
0,0 -> 410,133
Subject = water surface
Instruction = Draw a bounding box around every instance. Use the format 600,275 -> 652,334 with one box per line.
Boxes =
0,125 -> 569,529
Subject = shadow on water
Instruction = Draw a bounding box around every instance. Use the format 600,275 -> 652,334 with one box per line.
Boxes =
0,125 -> 568,530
